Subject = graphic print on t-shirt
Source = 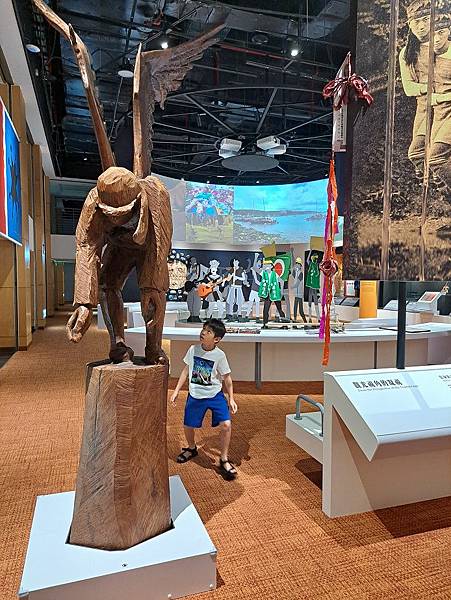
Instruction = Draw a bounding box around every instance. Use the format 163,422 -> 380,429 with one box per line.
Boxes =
191,356 -> 215,386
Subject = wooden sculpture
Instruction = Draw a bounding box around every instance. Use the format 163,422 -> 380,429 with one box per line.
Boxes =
33,0 -> 222,549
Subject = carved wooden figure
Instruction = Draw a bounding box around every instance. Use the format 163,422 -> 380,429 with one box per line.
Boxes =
33,0 -> 222,550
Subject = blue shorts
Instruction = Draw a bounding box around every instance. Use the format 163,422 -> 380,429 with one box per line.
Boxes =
183,391 -> 231,428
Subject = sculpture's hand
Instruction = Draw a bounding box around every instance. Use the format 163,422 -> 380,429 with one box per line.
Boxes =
66,305 -> 92,343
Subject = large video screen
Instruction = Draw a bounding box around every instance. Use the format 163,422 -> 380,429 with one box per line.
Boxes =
158,174 -> 331,245
0,98 -> 21,245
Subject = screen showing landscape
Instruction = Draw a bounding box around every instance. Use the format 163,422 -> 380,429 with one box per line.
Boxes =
157,174 -> 330,245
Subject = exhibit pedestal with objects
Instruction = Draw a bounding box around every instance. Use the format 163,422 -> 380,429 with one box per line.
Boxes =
126,324 -> 451,385
286,365 -> 451,518
19,477 -> 217,600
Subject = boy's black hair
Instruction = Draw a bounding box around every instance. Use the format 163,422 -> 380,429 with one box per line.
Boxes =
203,318 -> 226,339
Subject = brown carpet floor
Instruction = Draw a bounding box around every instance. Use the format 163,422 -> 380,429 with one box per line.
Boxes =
1,314 -> 451,599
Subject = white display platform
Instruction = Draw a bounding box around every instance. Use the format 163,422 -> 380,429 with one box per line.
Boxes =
125,323 -> 451,383
286,413 -> 323,463
286,365 -> 451,518
19,476 -> 217,600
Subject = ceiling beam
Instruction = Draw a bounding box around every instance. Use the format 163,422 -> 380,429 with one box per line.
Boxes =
188,157 -> 224,173
184,94 -> 237,135
154,150 -> 217,161
153,122 -> 219,139
255,88 -> 278,135
275,112 -> 333,138
283,153 -> 330,165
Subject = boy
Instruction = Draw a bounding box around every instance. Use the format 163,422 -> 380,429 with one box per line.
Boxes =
170,318 -> 238,479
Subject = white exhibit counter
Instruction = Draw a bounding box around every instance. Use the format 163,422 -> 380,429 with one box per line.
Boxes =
124,323 -> 451,384
97,302 -> 190,330
287,364 -> 451,517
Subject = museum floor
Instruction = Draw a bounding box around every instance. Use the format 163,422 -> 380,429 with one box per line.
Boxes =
1,315 -> 451,599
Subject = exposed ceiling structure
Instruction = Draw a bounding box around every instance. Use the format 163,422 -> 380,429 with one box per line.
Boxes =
18,0 -> 353,185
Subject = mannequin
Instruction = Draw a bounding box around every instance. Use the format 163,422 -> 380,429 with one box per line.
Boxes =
306,251 -> 320,323
281,278 -> 291,321
202,259 -> 226,318
259,259 -> 286,326
246,252 -> 263,321
290,255 -> 307,323
226,258 -> 246,321
185,256 -> 206,322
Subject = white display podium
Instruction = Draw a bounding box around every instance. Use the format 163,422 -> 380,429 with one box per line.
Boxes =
287,365 -> 451,518
19,476 -> 217,600
97,302 -> 190,330
125,323 -> 451,384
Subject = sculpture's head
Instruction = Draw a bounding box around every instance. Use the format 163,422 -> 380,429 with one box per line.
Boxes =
97,167 -> 141,208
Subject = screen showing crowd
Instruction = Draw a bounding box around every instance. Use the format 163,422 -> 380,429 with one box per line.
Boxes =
159,174 -> 331,245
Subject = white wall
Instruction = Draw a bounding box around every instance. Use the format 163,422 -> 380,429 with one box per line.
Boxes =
51,234 -> 76,260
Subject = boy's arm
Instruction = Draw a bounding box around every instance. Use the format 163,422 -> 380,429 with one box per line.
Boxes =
223,373 -> 238,413
170,365 -> 189,405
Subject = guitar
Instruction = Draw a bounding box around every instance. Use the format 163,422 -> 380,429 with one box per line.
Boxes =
197,274 -> 231,299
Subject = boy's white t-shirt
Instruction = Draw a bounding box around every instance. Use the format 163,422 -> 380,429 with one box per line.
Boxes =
183,344 -> 231,399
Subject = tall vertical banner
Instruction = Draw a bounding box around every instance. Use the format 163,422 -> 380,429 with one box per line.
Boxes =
332,53 -> 351,153
345,0 -> 451,281
0,98 -> 21,245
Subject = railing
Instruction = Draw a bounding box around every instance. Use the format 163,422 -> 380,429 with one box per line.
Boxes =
52,207 -> 81,235
294,394 -> 324,437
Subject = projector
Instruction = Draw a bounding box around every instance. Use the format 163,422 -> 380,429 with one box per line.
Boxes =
265,144 -> 287,156
220,138 -> 242,152
256,135 -> 280,151
219,148 -> 239,158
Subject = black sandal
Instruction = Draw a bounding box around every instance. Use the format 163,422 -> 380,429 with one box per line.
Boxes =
177,446 -> 198,463
219,458 -> 237,480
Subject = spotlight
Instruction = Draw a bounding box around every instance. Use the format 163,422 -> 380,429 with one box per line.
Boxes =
160,40 -> 169,49
256,180 -> 260,184
83,156 -> 88,161
26,43 -> 41,54
207,180 -> 210,184
290,47 -> 299,57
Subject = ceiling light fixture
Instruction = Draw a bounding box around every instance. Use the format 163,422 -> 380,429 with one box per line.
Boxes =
290,47 -> 299,57
26,43 -> 41,54
118,68 -> 134,78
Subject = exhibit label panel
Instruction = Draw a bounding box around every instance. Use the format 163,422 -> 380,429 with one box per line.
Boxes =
331,366 -> 451,440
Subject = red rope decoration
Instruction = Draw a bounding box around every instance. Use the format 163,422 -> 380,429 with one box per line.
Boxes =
318,159 -> 339,367
322,73 -> 374,110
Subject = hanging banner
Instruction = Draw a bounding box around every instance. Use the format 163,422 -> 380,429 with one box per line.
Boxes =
267,253 -> 291,281
344,0 -> 451,281
332,52 -> 351,152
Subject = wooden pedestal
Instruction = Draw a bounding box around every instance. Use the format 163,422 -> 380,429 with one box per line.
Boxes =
69,361 -> 171,550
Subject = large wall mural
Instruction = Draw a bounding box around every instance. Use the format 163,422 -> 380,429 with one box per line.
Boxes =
345,0 -> 450,281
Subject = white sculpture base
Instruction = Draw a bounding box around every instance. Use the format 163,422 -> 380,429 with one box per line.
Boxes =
19,476 -> 217,600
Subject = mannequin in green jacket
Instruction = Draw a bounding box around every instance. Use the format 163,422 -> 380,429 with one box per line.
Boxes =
259,259 -> 286,326
306,251 -> 321,323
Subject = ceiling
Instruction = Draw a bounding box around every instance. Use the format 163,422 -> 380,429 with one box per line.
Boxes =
18,0 -> 354,185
